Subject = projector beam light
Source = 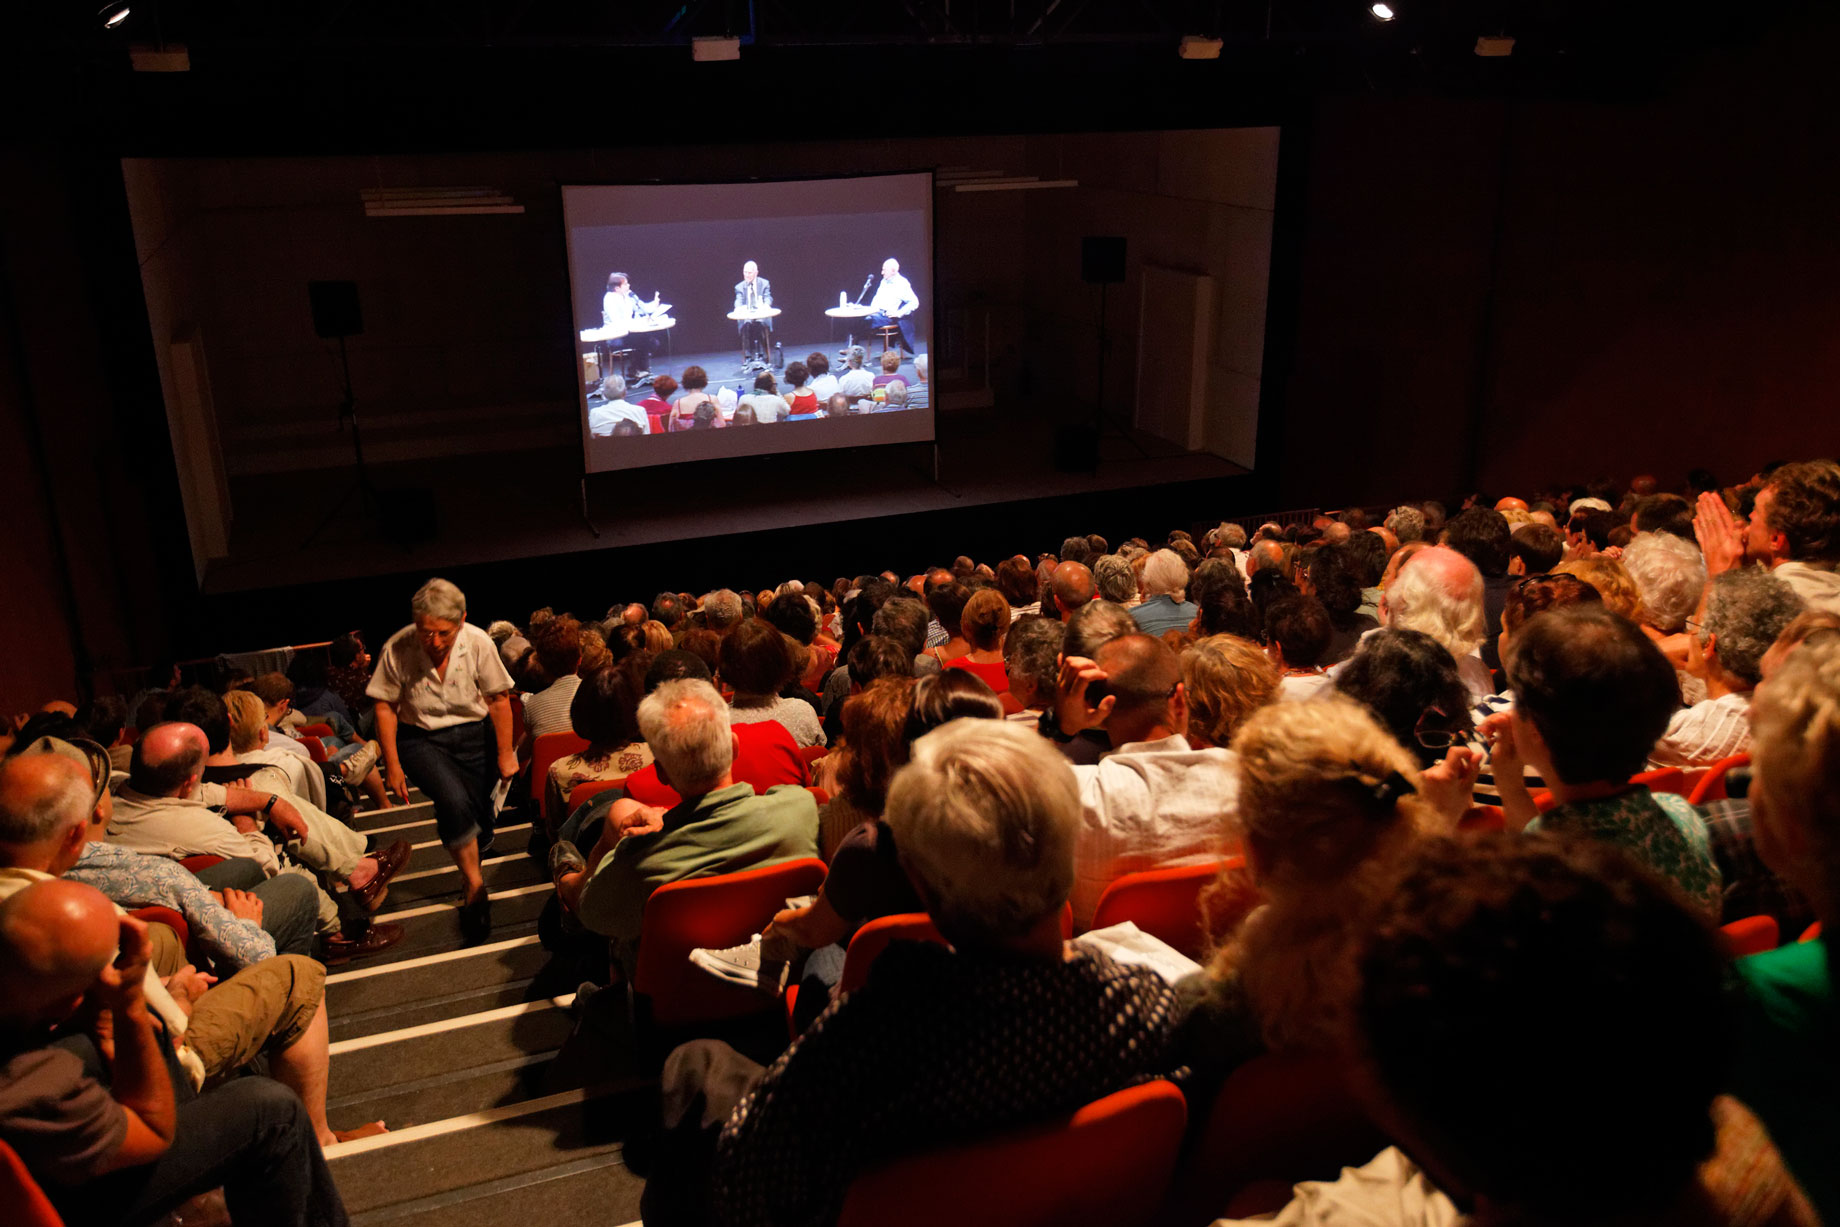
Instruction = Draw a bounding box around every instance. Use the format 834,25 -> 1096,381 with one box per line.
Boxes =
1370,3 -> 1396,20
100,3 -> 131,28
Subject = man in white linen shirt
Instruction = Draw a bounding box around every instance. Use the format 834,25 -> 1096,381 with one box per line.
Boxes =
1053,633 -> 1236,929
865,257 -> 920,354
588,373 -> 651,438
1649,568 -> 1803,769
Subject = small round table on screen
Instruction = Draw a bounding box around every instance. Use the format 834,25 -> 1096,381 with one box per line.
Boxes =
727,307 -> 781,368
825,304 -> 874,354
626,314 -> 677,365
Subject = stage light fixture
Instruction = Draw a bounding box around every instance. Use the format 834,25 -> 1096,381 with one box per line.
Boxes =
100,2 -> 131,28
1370,3 -> 1396,20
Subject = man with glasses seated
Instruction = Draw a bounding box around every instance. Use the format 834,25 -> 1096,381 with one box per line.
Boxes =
1052,634 -> 1238,929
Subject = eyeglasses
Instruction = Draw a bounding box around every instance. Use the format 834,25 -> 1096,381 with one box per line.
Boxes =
1414,706 -> 1474,751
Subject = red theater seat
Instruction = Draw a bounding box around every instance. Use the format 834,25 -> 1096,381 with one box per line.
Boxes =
1090,860 -> 1233,959
1721,914 -> 1780,957
0,1138 -> 61,1227
836,1080 -> 1188,1227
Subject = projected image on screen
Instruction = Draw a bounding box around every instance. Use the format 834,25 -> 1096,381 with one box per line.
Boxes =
563,173 -> 934,474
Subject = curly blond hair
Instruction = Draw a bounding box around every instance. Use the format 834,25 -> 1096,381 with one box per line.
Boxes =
1555,556 -> 1642,622
1181,635 -> 1279,749
1750,631 -> 1840,917
1205,697 -> 1434,1053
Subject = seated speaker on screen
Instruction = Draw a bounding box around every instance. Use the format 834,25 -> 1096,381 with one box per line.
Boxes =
602,271 -> 663,378
733,260 -> 772,363
864,257 -> 920,353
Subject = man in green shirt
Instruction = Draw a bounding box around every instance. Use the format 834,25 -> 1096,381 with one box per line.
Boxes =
1733,628 -> 1840,1222
552,678 -> 818,970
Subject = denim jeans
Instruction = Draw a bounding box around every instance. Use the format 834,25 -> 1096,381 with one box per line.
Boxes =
60,1077 -> 350,1227
397,719 -> 496,849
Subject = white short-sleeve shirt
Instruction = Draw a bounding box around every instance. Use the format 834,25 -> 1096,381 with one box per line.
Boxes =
367,622 -> 514,730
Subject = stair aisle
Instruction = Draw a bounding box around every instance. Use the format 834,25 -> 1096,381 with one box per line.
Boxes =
324,792 -> 653,1226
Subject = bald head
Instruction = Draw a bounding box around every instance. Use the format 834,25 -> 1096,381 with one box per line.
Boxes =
1247,540 -> 1290,579
0,879 -> 119,1026
620,603 -> 647,626
1050,562 -> 1096,615
1402,545 -> 1484,599
0,753 -> 93,853
129,721 -> 209,798
1093,633 -> 1186,744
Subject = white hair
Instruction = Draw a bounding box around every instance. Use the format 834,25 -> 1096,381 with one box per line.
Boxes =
883,719 -> 1079,946
636,679 -> 733,795
412,578 -> 467,623
1621,532 -> 1708,633
701,589 -> 744,631
1384,506 -> 1426,545
1141,549 -> 1190,601
600,373 -> 627,401
1569,497 -> 1614,515
914,354 -> 927,380
1385,549 -> 1486,660
0,756 -> 92,846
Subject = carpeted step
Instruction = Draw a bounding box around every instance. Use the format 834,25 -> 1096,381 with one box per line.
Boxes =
331,977 -> 543,1043
384,848 -> 546,907
395,823 -> 533,874
328,1050 -> 564,1135
346,1152 -> 642,1227
328,936 -> 552,1015
331,1001 -> 578,1100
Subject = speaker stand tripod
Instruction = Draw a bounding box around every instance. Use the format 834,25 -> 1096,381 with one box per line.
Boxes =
299,335 -> 380,550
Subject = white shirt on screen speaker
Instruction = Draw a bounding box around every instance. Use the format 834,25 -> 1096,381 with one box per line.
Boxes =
869,272 -> 919,317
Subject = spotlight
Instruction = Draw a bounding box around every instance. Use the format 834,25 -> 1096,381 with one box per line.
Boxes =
99,2 -> 131,28
1370,2 -> 1396,19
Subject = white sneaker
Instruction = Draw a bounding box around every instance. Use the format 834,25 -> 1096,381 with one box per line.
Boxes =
689,936 -> 787,994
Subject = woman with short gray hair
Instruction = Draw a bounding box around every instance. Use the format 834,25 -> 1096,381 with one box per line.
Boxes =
1650,568 -> 1804,769
712,718 -> 1185,1227
369,577 -> 518,943
1130,549 -> 1199,637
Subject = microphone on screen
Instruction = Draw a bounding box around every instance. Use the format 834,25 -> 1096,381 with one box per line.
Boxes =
860,275 -> 874,297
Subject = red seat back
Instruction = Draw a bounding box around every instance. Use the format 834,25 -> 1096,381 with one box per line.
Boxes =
179,854 -> 225,875
1459,805 -> 1506,833
798,744 -> 828,768
531,732 -> 591,824
1534,767 -> 1694,814
839,912 -> 945,994
1090,860 -> 1234,959
296,723 -> 335,740
1801,922 -> 1823,943
1721,914 -> 1781,957
1166,1051 -> 1385,1225
634,857 -> 828,1027
298,734 -> 329,765
1688,753 -> 1750,805
837,1081 -> 1188,1227
566,778 -> 626,812
0,1138 -> 62,1227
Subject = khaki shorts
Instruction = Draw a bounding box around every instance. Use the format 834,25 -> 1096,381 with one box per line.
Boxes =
147,922 -> 187,977
187,954 -> 326,1081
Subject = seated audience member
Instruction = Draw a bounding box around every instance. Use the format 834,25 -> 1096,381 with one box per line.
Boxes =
1334,629 -> 1475,769
0,754 -> 378,1150
546,658 -> 654,825
246,672 -> 381,809
906,353 -> 929,410
945,589 -> 1011,694
1302,545 -> 1378,665
823,392 -> 852,418
1733,630 -> 1840,1220
1178,699 -> 1448,1094
286,652 -> 356,730
1039,600 -> 1141,765
73,695 -> 133,773
1624,530 -> 1709,638
21,731 -> 320,964
1442,507 -> 1515,674
1384,505 -> 1426,545
1481,608 -> 1722,916
1266,594 -> 1336,701
588,373 -> 648,436
1651,569 -> 1803,769
1568,506 -> 1623,555
1195,581 -> 1263,642
1698,458 -> 1840,614
1002,615 -> 1063,723
1632,491 -> 1697,539
782,362 -> 818,416
1556,553 -> 1643,622
996,556 -> 1041,620
821,634 -> 911,744
836,346 -> 873,400
124,659 -> 182,732
0,881 -> 352,1225
1052,633 -> 1238,927
874,596 -> 942,679
1227,836 -> 1795,1227
721,620 -> 825,748
642,619 -> 674,653
712,720 -> 1186,1227
762,589 -> 832,692
1181,634 -> 1279,751
520,614 -> 585,738
1508,522 -> 1565,575
871,349 -> 903,393
1048,561 -> 1097,620
811,677 -> 920,857
805,352 -> 839,401
550,680 -> 819,969
1380,546 -> 1492,701
1131,549 -> 1199,636
743,372 -> 789,423
637,373 -> 678,425
668,366 -> 714,432
652,591 -> 687,633
921,580 -> 972,666
1092,554 -> 1138,606
701,589 -> 745,638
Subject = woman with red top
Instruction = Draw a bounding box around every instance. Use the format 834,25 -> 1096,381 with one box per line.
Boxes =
637,373 -> 677,434
923,580 -> 972,666
669,366 -> 713,432
783,360 -> 820,416
945,588 -> 1012,693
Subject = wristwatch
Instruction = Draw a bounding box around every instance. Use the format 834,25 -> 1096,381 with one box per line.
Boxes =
263,794 -> 278,816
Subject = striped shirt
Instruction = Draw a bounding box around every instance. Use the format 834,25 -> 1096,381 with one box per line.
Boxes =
1648,692 -> 1752,770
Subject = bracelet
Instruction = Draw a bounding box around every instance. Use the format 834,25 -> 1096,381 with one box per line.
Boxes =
263,794 -> 277,815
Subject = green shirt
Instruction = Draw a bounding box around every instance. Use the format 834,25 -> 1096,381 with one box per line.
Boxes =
577,782 -> 819,965
1733,937 -> 1838,1223
1525,788 -> 1722,917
